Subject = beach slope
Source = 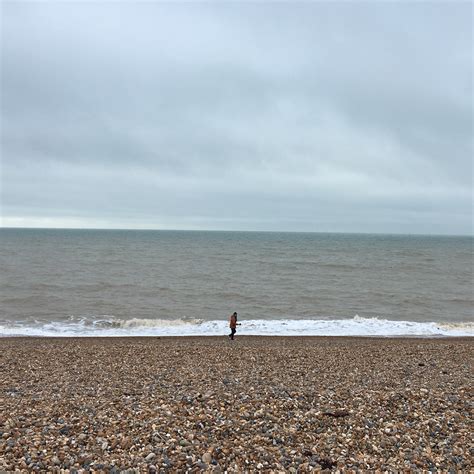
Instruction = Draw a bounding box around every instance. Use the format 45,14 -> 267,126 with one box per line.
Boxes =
1,336 -> 472,471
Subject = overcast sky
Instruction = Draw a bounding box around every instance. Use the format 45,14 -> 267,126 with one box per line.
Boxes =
1,2 -> 472,234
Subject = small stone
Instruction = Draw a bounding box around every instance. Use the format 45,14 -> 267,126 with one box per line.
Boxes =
59,426 -> 71,435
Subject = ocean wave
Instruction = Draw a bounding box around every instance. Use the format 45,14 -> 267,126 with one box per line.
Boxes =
120,318 -> 204,328
0,316 -> 473,337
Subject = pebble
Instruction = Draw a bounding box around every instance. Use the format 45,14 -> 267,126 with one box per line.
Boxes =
0,336 -> 472,471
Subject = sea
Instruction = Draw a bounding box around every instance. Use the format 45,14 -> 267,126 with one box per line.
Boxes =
1,228 -> 473,337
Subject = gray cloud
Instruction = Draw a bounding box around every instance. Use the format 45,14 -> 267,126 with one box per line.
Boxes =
1,2 -> 472,234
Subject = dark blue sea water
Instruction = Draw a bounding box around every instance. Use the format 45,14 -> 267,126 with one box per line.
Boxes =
1,228 -> 472,336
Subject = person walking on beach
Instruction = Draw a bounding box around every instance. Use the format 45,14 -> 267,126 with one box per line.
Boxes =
229,312 -> 239,340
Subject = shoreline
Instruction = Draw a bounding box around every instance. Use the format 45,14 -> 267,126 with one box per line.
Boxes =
2,316 -> 472,339
1,334 -> 473,340
1,336 -> 472,471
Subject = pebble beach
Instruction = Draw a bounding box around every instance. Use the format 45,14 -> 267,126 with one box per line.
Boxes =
1,336 -> 472,472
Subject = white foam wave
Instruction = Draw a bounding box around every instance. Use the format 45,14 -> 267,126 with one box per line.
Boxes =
0,316 -> 473,337
121,318 -> 203,328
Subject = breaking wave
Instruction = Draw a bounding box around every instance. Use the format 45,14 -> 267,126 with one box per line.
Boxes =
0,315 -> 472,337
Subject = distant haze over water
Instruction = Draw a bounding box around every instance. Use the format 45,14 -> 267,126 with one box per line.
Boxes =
1,229 -> 472,337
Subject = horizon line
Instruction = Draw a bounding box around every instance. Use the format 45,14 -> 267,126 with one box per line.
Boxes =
0,226 -> 472,238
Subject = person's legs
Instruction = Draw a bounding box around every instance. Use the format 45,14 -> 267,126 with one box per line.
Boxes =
229,328 -> 236,340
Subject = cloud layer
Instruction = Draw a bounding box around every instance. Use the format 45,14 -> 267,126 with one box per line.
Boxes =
1,2 -> 472,234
